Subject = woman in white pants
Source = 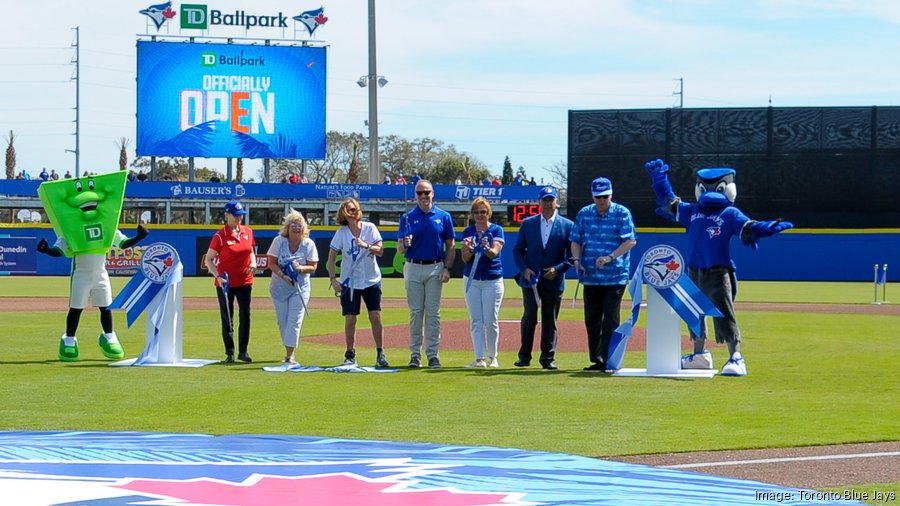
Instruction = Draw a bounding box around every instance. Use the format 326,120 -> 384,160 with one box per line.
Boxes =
267,210 -> 318,364
461,197 -> 506,368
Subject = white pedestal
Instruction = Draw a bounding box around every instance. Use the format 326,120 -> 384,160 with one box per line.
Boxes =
614,288 -> 717,378
110,275 -> 216,368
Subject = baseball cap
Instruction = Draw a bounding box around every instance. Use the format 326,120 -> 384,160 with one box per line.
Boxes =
224,200 -> 247,216
538,186 -> 559,200
591,177 -> 613,197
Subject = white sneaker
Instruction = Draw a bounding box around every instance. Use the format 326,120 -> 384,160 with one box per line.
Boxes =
488,357 -> 499,368
465,359 -> 487,368
681,351 -> 713,369
720,352 -> 747,377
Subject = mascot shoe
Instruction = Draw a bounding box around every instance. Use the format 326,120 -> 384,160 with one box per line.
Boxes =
720,352 -> 747,377
681,351 -> 713,369
58,335 -> 79,362
98,332 -> 125,360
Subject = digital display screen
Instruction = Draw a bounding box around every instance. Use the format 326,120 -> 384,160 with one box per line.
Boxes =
509,204 -> 542,223
136,41 -> 326,159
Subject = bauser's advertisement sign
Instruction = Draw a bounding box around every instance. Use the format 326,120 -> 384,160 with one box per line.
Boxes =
136,41 -> 326,159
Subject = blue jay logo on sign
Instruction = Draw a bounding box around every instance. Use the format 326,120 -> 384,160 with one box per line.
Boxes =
140,2 -> 177,30
141,243 -> 180,284
641,245 -> 684,288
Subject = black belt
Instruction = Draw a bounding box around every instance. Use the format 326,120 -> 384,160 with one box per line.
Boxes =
407,259 -> 441,265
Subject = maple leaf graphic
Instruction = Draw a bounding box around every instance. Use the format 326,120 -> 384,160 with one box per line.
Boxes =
666,259 -> 680,271
163,7 -> 176,19
116,473 -> 518,506
163,257 -> 173,267
315,14 -> 328,25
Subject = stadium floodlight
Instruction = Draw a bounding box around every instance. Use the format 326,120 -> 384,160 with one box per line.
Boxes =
357,76 -> 367,88
377,76 -> 388,88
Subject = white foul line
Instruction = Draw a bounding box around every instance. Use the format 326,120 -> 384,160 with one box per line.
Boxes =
663,451 -> 900,469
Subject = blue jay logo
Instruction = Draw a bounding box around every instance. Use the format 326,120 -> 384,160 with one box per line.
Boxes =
293,7 -> 328,36
141,243 -> 180,284
641,245 -> 684,288
140,2 -> 177,31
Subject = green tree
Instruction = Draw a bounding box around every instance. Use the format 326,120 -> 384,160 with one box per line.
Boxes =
501,156 -> 514,185
429,155 -> 490,185
131,157 -> 221,182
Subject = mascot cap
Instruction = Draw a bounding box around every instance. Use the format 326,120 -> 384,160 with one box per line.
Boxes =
591,177 -> 613,196
224,200 -> 247,216
538,186 -> 558,200
697,168 -> 735,183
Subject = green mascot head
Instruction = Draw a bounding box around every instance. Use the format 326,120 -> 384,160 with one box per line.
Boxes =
37,171 -> 127,256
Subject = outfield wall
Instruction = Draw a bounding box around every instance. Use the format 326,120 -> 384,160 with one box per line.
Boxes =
3,225 -> 897,282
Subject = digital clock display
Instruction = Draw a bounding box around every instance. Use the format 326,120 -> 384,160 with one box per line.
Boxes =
509,204 -> 542,224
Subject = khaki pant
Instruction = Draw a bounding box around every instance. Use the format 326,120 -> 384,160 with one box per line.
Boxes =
404,262 -> 444,359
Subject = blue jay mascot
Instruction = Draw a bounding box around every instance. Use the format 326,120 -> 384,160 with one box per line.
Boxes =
645,159 -> 793,376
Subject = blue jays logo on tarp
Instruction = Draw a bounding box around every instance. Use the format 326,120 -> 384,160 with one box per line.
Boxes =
0,431 -> 857,505
142,243 -> 179,284
642,245 -> 684,288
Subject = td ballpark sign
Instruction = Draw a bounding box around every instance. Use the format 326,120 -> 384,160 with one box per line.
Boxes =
140,2 -> 329,33
181,4 -> 288,30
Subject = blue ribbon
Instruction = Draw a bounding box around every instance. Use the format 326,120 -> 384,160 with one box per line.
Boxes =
110,249 -> 183,365
653,274 -> 723,336
607,269 -> 643,371
132,262 -> 183,365
110,261 -> 180,328
464,231 -> 491,293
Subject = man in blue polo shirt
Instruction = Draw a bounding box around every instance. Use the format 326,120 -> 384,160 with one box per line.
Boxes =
570,177 -> 637,372
398,179 -> 456,368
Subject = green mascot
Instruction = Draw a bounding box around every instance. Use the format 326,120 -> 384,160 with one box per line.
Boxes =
36,171 -> 148,361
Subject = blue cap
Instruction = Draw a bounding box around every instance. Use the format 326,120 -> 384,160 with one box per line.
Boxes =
224,200 -> 247,216
538,186 -> 558,200
591,177 -> 613,196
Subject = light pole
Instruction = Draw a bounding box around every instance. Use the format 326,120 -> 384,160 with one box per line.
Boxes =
361,0 -> 386,184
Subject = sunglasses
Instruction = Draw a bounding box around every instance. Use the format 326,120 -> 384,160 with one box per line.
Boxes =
345,207 -> 358,212
416,190 -> 432,196
593,195 -> 611,200
472,210 -> 488,215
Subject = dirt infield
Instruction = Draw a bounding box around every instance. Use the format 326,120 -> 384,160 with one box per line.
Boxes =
10,297 -> 899,355
7,296 -> 899,489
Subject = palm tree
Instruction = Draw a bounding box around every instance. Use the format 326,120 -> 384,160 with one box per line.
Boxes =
116,138 -> 130,171
4,130 -> 15,180
346,141 -> 361,183
235,158 -> 244,183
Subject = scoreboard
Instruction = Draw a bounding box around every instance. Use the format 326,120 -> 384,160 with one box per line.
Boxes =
508,204 -> 542,224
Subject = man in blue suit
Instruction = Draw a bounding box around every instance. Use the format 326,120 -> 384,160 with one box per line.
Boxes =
512,186 -> 574,370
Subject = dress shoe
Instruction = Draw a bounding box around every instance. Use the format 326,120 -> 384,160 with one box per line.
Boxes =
513,359 -> 531,367
237,352 -> 252,363
541,361 -> 558,370
223,354 -> 235,364
583,363 -> 606,372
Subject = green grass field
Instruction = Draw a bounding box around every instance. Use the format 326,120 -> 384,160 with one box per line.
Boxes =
2,276 -> 898,502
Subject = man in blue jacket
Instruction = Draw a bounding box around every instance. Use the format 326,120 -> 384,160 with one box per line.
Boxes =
512,186 -> 574,370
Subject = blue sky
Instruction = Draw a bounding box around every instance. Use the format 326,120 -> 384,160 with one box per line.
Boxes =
2,0 -> 898,183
